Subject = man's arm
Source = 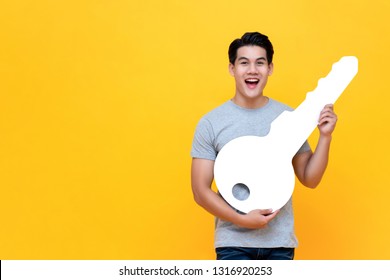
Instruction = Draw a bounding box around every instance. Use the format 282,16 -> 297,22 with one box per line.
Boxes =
191,158 -> 279,229
293,104 -> 337,188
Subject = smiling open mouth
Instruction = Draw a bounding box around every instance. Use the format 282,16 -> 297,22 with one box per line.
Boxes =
245,78 -> 259,88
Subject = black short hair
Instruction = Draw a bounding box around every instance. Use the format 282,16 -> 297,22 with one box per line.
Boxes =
228,32 -> 274,64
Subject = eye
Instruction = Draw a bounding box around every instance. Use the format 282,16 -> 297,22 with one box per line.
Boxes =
240,61 -> 248,65
257,61 -> 264,66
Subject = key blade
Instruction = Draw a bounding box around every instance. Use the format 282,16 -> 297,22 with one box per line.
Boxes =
269,56 -> 358,157
305,56 -> 358,106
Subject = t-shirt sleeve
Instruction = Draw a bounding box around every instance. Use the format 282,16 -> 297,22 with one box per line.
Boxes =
296,140 -> 311,154
191,118 -> 217,160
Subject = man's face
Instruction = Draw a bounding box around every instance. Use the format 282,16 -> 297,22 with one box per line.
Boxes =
229,45 -> 273,103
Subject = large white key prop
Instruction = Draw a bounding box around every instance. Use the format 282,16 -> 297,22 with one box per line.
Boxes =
214,56 -> 358,213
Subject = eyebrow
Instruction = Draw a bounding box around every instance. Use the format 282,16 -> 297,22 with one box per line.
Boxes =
237,57 -> 267,61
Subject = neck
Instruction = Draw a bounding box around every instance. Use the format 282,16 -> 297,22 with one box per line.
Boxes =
231,95 -> 269,109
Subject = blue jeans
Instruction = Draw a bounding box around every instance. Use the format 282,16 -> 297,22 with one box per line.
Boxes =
216,247 -> 295,260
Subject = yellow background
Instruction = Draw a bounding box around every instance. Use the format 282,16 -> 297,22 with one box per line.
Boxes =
1,0 -> 389,259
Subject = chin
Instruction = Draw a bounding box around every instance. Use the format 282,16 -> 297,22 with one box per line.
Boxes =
245,91 -> 262,99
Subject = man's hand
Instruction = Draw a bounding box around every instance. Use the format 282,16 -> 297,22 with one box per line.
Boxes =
293,104 -> 337,188
192,159 -> 280,230
237,209 -> 280,229
318,104 -> 337,137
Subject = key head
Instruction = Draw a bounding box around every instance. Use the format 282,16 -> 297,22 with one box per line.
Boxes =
214,135 -> 295,213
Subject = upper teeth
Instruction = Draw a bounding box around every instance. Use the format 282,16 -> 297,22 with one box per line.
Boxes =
246,79 -> 258,82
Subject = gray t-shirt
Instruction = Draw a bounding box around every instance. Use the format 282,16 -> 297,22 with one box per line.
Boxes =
191,98 -> 311,248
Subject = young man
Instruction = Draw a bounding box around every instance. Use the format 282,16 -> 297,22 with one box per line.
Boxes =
191,32 -> 337,260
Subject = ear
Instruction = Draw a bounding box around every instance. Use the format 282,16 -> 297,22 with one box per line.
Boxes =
268,62 -> 274,76
228,63 -> 235,76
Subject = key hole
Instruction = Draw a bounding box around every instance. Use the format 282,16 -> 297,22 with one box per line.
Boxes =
232,183 -> 250,201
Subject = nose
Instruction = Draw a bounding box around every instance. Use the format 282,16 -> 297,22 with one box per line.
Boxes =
247,62 -> 258,74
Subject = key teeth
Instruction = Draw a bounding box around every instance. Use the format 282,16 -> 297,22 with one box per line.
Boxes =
306,56 -> 358,101
305,90 -> 315,100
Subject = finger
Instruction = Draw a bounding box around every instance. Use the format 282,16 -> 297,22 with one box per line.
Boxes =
319,114 -> 337,122
319,114 -> 337,125
265,209 -> 280,220
321,109 -> 334,116
318,119 -> 336,127
321,104 -> 335,114
323,104 -> 334,110
320,109 -> 335,117
319,112 -> 336,120
319,111 -> 337,122
258,209 -> 273,215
